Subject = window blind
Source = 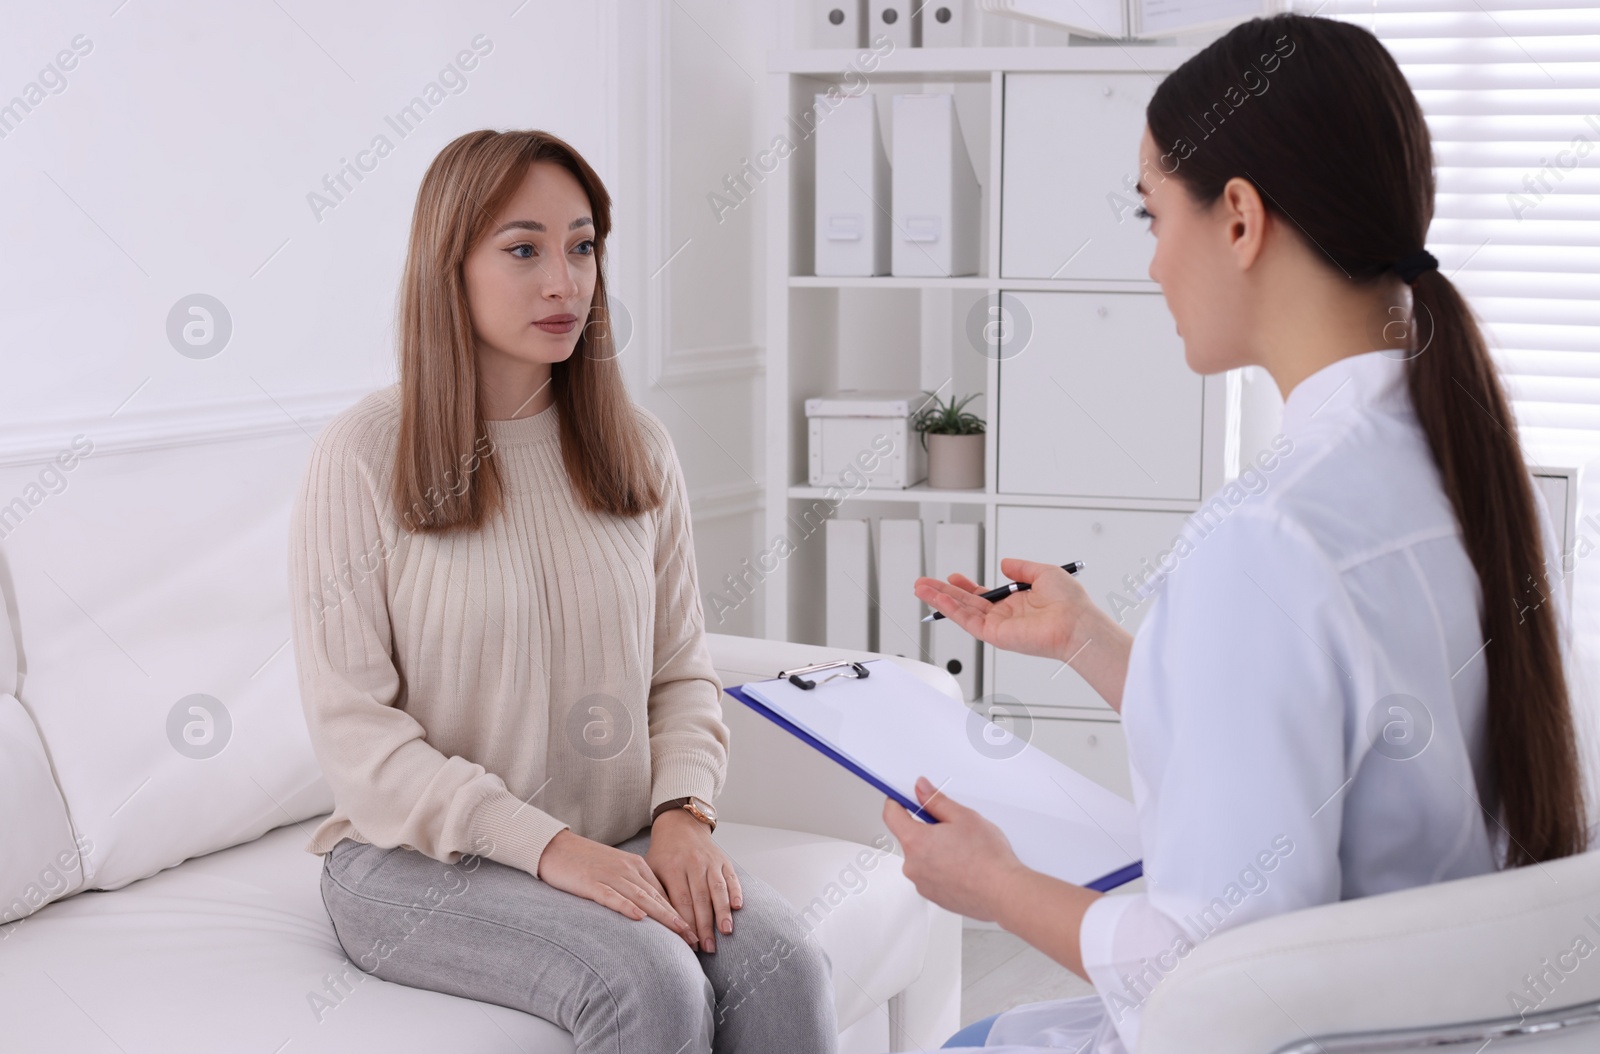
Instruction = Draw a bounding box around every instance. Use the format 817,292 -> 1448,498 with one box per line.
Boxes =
1300,0 -> 1600,470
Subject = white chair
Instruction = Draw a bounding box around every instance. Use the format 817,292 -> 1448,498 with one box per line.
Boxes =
1139,847 -> 1600,1052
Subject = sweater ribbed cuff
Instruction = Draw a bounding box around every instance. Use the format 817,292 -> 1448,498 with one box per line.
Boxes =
650,754 -> 722,813
468,786 -> 571,878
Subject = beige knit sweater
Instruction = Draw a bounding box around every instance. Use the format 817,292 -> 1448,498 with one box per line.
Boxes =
288,386 -> 729,877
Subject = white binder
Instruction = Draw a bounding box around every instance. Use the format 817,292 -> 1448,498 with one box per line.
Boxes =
825,518 -> 874,650
931,520 -> 982,698
868,0 -> 919,47
811,0 -> 868,48
725,658 -> 1142,891
919,0 -> 970,46
876,518 -> 925,660
814,93 -> 892,277
891,93 -> 981,277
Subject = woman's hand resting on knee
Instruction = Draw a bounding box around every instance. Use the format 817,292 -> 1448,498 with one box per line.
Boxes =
535,829 -> 698,945
644,809 -> 743,954
914,556 -> 1134,712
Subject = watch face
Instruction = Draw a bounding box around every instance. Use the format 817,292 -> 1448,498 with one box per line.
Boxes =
690,796 -> 717,822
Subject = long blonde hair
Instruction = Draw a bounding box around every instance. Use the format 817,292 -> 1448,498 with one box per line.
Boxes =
391,129 -> 662,533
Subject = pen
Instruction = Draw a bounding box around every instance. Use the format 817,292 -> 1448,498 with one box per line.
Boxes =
920,561 -> 1086,622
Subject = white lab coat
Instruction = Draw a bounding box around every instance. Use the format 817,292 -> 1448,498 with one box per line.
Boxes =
940,349 -> 1565,1052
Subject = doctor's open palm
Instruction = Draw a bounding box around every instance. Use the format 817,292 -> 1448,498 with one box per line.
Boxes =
913,557 -> 1090,658
914,558 -> 1134,713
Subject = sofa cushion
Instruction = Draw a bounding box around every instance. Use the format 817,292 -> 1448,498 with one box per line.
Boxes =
0,562 -> 84,925
0,434 -> 333,893
0,691 -> 84,925
714,823 -> 931,1030
0,816 -> 929,1052
1,566 -> 16,698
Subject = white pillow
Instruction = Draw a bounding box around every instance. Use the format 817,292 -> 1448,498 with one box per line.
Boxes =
0,430 -> 332,892
0,544 -> 83,926
0,568 -> 15,698
0,693 -> 83,925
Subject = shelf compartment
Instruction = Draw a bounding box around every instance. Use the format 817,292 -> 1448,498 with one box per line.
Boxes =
787,482 -> 988,504
768,46 -> 1199,76
787,76 -> 992,280
990,504 -> 1191,713
790,275 -> 1161,292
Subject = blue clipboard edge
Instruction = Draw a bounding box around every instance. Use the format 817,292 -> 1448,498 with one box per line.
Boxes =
724,682 -> 1143,893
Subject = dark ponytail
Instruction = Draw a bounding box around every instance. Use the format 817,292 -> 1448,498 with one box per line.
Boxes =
1147,13 -> 1586,866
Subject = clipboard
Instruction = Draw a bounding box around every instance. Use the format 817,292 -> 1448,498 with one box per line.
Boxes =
725,658 -> 1143,892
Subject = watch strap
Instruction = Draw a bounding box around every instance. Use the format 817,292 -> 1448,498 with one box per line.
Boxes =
652,796 -> 715,831
652,797 -> 691,821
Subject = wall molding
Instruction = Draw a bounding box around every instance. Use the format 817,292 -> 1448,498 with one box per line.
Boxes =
642,3 -> 766,391
0,385 -> 373,468
644,0 -> 672,388
690,479 -> 764,522
655,342 -> 765,385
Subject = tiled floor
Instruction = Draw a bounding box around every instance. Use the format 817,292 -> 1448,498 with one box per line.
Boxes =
960,926 -> 1095,1029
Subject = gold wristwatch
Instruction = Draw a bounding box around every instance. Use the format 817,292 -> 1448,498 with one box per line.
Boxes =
652,795 -> 717,832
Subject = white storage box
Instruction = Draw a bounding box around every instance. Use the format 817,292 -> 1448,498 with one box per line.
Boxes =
806,390 -> 929,490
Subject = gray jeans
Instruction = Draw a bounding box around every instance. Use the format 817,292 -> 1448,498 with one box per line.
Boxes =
319,826 -> 838,1054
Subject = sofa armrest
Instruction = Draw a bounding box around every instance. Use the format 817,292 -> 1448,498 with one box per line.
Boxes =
705,633 -> 964,1051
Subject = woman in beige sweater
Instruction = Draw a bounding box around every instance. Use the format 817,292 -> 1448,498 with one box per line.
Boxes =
289,129 -> 836,1053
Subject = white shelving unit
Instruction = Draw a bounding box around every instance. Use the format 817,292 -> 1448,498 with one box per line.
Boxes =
761,45 -> 1238,800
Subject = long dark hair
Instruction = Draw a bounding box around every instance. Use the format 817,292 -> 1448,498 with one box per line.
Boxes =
1147,13 -> 1586,867
392,129 -> 661,532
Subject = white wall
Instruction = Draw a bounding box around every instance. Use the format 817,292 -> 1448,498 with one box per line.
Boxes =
627,0 -> 777,638
0,0 -> 622,420
0,0 -> 771,635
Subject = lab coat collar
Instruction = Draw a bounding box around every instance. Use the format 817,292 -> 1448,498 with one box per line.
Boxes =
1280,349 -> 1410,440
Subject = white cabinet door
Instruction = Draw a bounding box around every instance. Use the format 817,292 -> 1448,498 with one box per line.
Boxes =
1001,73 -> 1156,281
997,291 -> 1203,501
1024,714 -> 1133,801
992,504 -> 1190,713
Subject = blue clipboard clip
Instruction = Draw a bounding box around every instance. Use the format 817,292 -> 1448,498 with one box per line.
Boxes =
778,659 -> 871,690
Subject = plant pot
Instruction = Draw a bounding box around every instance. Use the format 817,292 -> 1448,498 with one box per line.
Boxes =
925,433 -> 985,489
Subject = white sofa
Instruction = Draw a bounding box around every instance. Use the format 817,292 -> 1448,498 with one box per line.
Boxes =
0,570 -> 962,1054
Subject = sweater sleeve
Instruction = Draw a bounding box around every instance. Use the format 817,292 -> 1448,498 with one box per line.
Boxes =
637,410 -> 731,812
288,419 -> 570,875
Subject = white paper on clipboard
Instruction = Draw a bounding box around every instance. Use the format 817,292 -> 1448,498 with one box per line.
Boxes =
733,658 -> 1142,890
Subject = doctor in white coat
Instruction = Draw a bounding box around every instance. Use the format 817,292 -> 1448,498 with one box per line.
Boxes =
884,13 -> 1590,1053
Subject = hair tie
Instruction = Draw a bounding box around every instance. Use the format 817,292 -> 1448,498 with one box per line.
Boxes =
1392,249 -> 1438,285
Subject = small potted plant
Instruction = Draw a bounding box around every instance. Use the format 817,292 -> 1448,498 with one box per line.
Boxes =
911,391 -> 986,490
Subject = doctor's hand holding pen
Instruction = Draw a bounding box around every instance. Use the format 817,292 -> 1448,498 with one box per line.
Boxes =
912,557 -> 1133,714
888,557 -> 1125,974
